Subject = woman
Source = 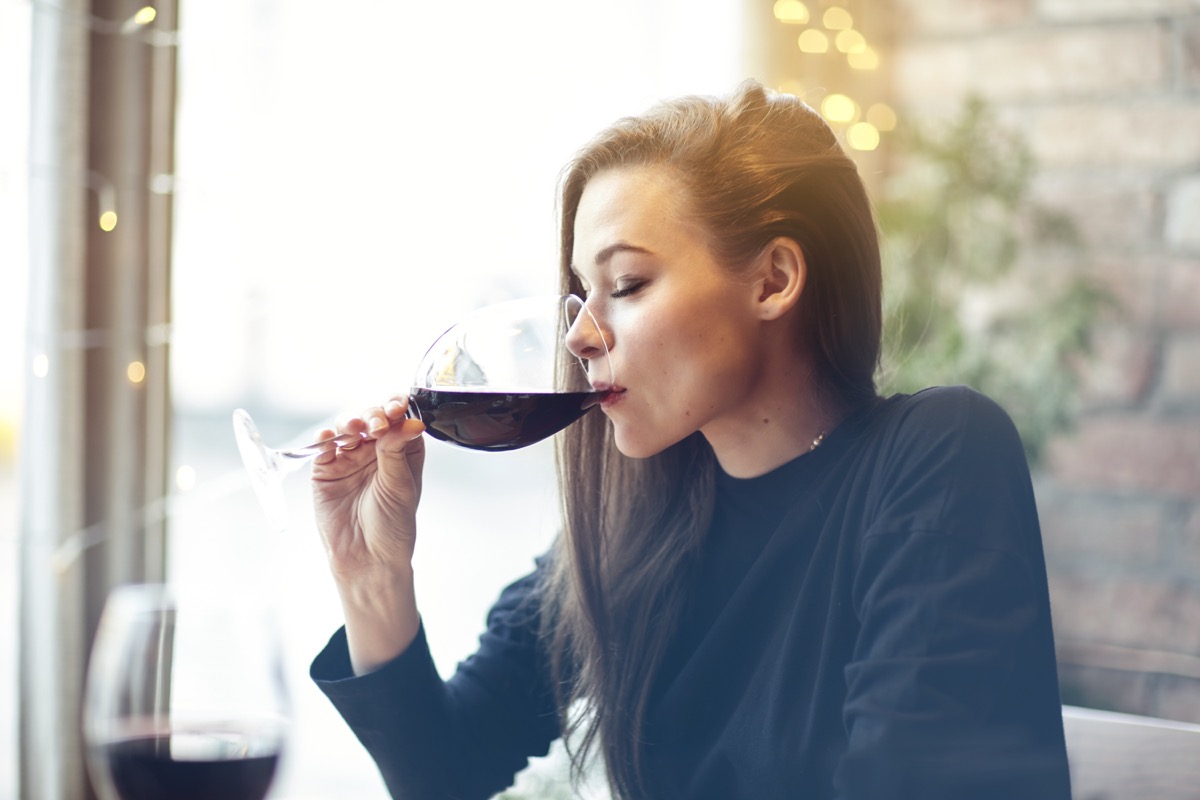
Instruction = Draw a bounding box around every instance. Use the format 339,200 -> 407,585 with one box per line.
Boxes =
309,81 -> 1072,799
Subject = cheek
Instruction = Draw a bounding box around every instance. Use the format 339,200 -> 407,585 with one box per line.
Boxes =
639,304 -> 720,358
614,282 -> 755,388
663,318 -> 749,386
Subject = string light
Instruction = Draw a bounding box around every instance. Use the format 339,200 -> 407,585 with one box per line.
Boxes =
175,465 -> 197,492
120,5 -> 157,33
772,0 -> 809,24
835,29 -> 867,54
867,103 -> 897,132
821,93 -> 858,124
848,45 -> 880,70
126,360 -> 146,383
847,122 -> 880,151
86,170 -> 119,232
822,6 -> 853,30
23,0 -> 178,46
798,29 -> 829,53
772,4 -> 898,151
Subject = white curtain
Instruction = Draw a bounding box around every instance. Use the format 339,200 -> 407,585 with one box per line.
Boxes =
167,2 -> 746,797
14,1 -> 753,797
20,1 -> 177,798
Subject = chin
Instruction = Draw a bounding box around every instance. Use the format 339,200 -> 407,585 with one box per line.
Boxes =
612,427 -> 680,460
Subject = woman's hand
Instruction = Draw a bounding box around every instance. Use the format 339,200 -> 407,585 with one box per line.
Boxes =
311,395 -> 426,673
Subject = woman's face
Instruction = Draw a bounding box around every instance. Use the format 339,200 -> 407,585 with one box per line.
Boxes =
569,166 -> 773,459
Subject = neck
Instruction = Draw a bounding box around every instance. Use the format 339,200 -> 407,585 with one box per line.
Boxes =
702,354 -> 845,479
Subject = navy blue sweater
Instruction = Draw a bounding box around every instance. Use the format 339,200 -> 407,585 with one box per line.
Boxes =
312,386 -> 1072,799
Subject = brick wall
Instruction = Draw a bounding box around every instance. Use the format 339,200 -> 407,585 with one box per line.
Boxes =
888,0 -> 1200,721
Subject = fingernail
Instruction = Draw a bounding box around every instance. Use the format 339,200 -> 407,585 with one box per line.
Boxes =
368,415 -> 387,433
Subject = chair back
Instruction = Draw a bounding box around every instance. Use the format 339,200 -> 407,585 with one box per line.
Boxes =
1063,705 -> 1200,800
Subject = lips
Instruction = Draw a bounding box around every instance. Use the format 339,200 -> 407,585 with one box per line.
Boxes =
599,386 -> 626,408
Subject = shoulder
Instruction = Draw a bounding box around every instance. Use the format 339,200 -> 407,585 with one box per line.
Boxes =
884,384 -> 1016,432
862,385 -> 1025,468
851,386 -> 1038,554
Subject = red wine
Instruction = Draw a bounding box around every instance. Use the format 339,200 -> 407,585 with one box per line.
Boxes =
409,388 -> 605,451
99,733 -> 279,800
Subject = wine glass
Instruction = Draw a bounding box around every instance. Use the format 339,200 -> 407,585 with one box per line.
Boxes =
84,584 -> 290,800
232,293 -> 611,529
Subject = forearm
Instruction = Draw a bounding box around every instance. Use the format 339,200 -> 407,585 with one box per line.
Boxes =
335,563 -> 421,675
312,561 -> 562,800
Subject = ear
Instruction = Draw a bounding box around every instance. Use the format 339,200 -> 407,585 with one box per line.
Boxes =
752,237 -> 806,321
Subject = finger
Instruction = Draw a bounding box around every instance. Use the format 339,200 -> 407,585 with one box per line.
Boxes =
375,417 -> 425,462
338,415 -> 368,436
384,396 -> 409,421
364,407 -> 392,439
312,428 -> 338,465
371,418 -> 426,496
359,395 -> 412,440
405,425 -> 427,496
337,417 -> 369,454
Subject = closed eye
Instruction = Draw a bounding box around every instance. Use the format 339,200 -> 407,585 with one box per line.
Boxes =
610,280 -> 646,299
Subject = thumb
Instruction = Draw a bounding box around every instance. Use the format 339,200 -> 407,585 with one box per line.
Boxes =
404,428 -> 426,497
375,417 -> 427,481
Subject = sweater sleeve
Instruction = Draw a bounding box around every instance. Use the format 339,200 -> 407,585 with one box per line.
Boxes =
836,387 -> 1071,800
311,564 -> 561,799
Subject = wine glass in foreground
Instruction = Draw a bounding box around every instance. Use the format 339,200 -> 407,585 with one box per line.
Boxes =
233,293 -> 612,529
84,584 -> 290,800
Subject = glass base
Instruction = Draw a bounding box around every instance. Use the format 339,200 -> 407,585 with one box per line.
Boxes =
232,409 -> 290,531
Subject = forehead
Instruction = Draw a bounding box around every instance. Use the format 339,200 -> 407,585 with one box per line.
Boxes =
572,166 -> 696,259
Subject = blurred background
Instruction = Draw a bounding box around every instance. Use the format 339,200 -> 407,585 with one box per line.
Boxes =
1,1 -> 1198,798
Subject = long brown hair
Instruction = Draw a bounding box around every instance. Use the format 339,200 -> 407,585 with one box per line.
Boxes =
543,80 -> 882,798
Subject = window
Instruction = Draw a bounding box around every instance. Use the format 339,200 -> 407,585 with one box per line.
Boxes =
0,3 -> 31,797
166,2 -> 741,795
3,1 -> 744,795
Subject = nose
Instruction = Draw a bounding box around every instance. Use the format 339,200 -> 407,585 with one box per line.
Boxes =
565,302 -> 611,364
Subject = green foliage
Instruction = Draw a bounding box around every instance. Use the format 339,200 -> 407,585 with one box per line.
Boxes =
876,96 -> 1111,466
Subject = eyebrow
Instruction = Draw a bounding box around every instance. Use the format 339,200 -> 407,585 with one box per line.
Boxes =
571,242 -> 654,276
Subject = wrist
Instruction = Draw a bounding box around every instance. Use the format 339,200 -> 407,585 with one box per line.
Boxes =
336,565 -> 420,675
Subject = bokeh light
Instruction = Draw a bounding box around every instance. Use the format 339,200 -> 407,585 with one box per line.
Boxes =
797,29 -> 829,54
835,29 -> 866,54
773,0 -> 809,24
848,45 -> 880,70
847,121 -> 880,151
175,464 -> 197,492
821,93 -> 858,123
126,360 -> 146,383
867,103 -> 897,131
98,210 -> 118,231
822,6 -> 853,30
